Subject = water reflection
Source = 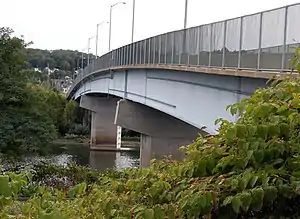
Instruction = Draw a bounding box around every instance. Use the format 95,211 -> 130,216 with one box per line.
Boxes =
1,144 -> 140,172
89,151 -> 140,171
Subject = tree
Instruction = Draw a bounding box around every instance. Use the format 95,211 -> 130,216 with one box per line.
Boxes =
0,27 -> 57,155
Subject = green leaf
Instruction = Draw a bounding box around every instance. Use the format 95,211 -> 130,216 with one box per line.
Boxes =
241,150 -> 253,169
240,192 -> 252,212
133,206 -> 145,214
0,175 -> 11,197
198,194 -> 206,208
154,207 -> 165,219
167,209 -> 175,219
226,104 -> 232,111
232,196 -> 242,214
268,124 -> 280,137
248,125 -> 257,137
197,159 -> 207,176
230,104 -> 238,116
263,149 -> 274,162
279,185 -> 295,199
236,124 -> 247,138
250,141 -> 260,151
144,209 -> 154,219
255,103 -> 273,118
206,192 -> 213,206
263,186 -> 278,204
257,125 -> 269,140
250,188 -> 264,212
223,196 -> 233,206
261,175 -> 270,186
231,179 -> 239,190
254,150 -> 264,163
206,159 -> 215,174
226,126 -> 237,141
239,173 -> 252,190
237,139 -> 248,151
249,176 -> 259,188
291,98 -> 300,108
280,123 -> 290,139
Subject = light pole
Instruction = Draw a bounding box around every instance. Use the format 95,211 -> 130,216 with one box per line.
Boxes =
131,0 -> 135,43
109,1 -> 126,52
81,48 -> 87,67
87,36 -> 95,64
81,53 -> 84,69
96,21 -> 109,59
184,0 -> 188,29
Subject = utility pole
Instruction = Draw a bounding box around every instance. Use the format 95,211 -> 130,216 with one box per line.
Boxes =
184,0 -> 188,29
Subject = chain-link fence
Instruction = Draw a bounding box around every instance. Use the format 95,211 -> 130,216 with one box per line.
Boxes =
69,3 -> 300,97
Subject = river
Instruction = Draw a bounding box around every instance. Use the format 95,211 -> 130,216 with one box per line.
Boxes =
1,144 -> 140,172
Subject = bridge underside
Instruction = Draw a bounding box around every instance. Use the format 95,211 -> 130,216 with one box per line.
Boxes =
73,68 -> 267,133
73,67 -> 268,166
79,95 -> 205,167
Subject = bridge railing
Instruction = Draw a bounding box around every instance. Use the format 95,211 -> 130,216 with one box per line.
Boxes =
69,3 -> 300,97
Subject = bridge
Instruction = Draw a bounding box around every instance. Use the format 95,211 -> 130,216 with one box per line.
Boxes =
67,3 -> 300,166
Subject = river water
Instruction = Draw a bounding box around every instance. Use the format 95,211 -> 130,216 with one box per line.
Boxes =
2,144 -> 140,172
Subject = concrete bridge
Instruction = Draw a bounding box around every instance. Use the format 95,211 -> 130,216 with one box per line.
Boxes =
67,3 -> 300,166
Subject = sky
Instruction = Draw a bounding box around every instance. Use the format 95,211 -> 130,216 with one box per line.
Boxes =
1,0 -> 299,56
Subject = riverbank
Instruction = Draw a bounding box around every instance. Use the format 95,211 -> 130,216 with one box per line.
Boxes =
52,137 -> 89,146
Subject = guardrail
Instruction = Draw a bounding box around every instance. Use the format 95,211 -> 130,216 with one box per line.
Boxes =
68,3 -> 300,98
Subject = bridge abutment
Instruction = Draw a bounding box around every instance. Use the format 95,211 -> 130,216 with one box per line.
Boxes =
115,99 -> 207,167
80,95 -> 120,149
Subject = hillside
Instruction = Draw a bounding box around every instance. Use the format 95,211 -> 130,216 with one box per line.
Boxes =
25,48 -> 96,74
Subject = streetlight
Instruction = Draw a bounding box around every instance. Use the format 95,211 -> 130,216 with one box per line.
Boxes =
81,48 -> 88,70
184,0 -> 188,29
87,36 -> 96,64
131,0 -> 135,43
109,1 -> 126,52
96,21 -> 109,59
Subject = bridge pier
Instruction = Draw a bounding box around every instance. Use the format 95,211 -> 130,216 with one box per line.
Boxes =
140,135 -> 195,167
115,99 -> 207,167
80,95 -> 120,149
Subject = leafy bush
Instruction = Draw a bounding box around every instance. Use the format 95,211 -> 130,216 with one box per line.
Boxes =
68,124 -> 89,136
1,76 -> 300,218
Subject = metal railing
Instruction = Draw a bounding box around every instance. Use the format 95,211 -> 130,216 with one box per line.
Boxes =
68,3 -> 300,97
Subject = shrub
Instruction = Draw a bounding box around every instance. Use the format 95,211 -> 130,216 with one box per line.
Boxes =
68,124 -> 89,136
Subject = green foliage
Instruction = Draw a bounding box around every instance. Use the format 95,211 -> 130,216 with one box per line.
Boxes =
0,27 -> 57,155
3,75 -> 300,218
68,124 -> 89,136
0,27 -> 89,155
21,69 -> 49,85
291,46 -> 300,73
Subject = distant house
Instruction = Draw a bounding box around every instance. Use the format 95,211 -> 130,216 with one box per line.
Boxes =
34,68 -> 41,73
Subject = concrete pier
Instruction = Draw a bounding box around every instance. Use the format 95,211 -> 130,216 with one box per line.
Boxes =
115,99 -> 207,167
80,95 -> 120,150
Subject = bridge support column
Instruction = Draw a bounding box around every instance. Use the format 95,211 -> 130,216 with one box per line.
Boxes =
80,95 -> 120,149
115,99 -> 207,167
140,135 -> 194,167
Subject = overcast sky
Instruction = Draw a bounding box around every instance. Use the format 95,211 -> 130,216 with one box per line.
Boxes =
1,0 -> 299,55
